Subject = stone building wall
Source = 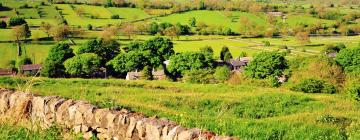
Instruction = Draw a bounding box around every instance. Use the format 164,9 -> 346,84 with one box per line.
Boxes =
0,88 -> 235,140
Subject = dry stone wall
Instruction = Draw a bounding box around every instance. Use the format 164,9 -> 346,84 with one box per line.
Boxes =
0,88 -> 235,140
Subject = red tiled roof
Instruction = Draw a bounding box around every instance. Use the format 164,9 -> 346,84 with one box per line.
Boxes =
20,64 -> 42,71
0,68 -> 14,75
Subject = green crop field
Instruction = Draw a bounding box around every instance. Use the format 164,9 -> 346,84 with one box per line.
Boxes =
0,77 -> 359,139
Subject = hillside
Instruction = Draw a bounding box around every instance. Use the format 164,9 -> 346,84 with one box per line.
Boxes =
0,77 -> 359,139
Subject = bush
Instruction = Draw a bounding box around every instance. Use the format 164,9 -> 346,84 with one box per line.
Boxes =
336,47 -> 360,72
291,78 -> 336,94
19,4 -> 30,9
214,66 -> 231,82
322,43 -> 346,54
183,69 -> 215,84
87,24 -> 93,30
0,20 -> 7,28
141,66 -> 153,80
42,43 -> 74,78
8,17 -> 27,26
264,41 -> 270,47
346,84 -> 360,101
111,14 -> 120,19
6,60 -> 16,68
64,53 -> 101,77
245,52 -> 288,79
18,57 -> 32,66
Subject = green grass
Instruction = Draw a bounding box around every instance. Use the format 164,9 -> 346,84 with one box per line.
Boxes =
0,0 -> 41,9
0,43 -> 17,68
0,29 -> 47,41
285,14 -> 335,26
107,7 -> 150,20
0,77 -> 359,139
0,118 -> 78,139
0,42 -> 54,68
155,10 -> 267,31
0,10 -> 15,18
18,8 -> 40,19
75,5 -> 113,19
39,5 -> 60,19
55,4 -> 121,27
26,19 -> 58,26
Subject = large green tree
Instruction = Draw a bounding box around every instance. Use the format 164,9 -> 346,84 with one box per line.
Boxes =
168,52 -> 214,77
245,52 -> 288,79
64,53 -> 101,77
77,39 -> 120,65
220,46 -> 232,61
108,37 -> 174,75
41,43 -> 75,78
336,47 -> 360,72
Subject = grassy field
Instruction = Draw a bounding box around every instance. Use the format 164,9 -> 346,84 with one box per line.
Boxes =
154,10 -> 267,31
75,5 -> 113,19
0,77 -> 359,139
285,14 -> 336,26
107,7 -> 150,20
55,4 -> 121,27
39,5 -> 60,19
0,29 -> 47,41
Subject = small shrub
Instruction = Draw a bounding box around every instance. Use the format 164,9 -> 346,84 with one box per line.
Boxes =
87,24 -> 93,30
8,17 -> 27,26
0,20 -> 7,28
19,4 -> 30,9
346,84 -> 360,101
214,66 -> 231,83
141,66 -> 153,80
18,57 -> 32,66
111,14 -> 120,19
291,78 -> 336,94
183,69 -> 215,84
264,41 -> 270,47
268,77 -> 281,87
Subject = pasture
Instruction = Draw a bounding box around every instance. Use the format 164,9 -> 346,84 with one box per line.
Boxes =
154,10 -> 267,31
